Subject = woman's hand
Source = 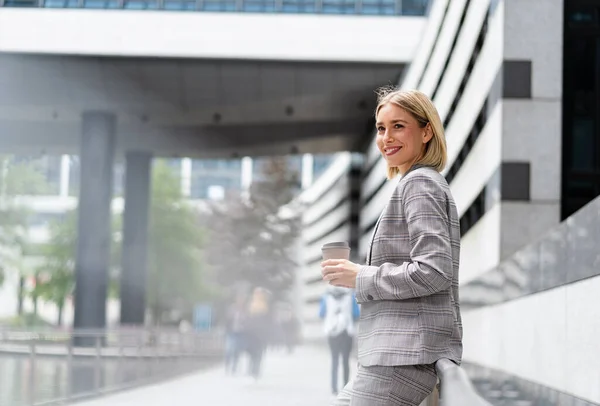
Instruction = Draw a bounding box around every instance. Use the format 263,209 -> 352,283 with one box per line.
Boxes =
321,259 -> 361,288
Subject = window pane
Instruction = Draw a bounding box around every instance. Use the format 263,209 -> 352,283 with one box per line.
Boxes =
571,118 -> 596,171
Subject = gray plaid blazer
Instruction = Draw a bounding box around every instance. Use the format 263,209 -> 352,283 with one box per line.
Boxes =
356,165 -> 463,367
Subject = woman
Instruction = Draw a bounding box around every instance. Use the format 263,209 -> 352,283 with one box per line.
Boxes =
321,89 -> 462,406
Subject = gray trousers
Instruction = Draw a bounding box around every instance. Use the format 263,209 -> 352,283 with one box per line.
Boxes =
331,363 -> 437,406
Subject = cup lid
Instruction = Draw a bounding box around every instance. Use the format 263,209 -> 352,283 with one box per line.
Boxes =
321,241 -> 350,249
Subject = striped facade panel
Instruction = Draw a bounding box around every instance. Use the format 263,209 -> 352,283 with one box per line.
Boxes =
297,152 -> 361,340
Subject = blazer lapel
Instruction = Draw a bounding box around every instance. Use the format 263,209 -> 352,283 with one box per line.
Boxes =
367,204 -> 387,266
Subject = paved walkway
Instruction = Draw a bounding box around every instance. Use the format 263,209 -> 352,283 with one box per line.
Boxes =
78,345 -> 355,406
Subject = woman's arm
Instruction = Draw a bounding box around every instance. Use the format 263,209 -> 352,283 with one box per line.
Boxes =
356,174 -> 453,303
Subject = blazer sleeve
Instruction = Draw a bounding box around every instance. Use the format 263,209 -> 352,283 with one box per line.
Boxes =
356,174 -> 453,303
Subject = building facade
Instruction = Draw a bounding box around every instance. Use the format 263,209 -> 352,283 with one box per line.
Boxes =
298,0 -> 600,404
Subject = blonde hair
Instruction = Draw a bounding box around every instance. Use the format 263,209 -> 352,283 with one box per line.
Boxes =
249,287 -> 269,315
375,87 -> 447,179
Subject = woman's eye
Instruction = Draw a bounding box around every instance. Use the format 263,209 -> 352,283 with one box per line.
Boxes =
394,124 -> 404,129
377,126 -> 385,132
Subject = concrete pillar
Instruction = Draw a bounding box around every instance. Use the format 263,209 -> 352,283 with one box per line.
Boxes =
301,153 -> 314,189
241,157 -> 253,191
73,112 -> 116,344
120,151 -> 152,326
181,157 -> 192,197
59,155 -> 70,198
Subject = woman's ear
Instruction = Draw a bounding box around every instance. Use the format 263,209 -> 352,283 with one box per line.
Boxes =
422,123 -> 433,144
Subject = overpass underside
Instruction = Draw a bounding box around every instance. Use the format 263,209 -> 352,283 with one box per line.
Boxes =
0,53 -> 403,158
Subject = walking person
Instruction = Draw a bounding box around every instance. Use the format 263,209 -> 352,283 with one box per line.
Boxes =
319,286 -> 360,396
321,88 -> 463,406
224,294 -> 247,375
245,287 -> 271,379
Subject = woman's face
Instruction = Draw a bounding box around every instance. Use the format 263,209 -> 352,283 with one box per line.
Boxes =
376,103 -> 431,175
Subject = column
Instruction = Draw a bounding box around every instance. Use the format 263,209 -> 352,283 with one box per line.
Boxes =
59,155 -> 70,198
181,157 -> 192,197
120,151 -> 152,326
241,157 -> 253,191
301,153 -> 314,189
73,112 -> 116,345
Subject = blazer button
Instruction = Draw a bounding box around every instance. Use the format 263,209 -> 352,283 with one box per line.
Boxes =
367,294 -> 374,300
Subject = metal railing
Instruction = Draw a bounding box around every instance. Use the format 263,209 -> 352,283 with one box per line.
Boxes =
0,327 -> 224,406
420,358 -> 493,406
0,0 -> 429,16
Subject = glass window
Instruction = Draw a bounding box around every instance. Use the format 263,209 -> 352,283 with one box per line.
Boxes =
313,154 -> 334,179
401,0 -> 428,15
569,6 -> 599,24
571,119 -> 596,171
190,171 -> 241,199
573,39 -> 596,93
562,3 -> 600,219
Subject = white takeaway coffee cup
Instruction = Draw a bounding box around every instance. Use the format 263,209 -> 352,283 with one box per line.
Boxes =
321,241 -> 351,261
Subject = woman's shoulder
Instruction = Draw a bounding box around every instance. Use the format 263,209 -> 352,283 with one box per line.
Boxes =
398,166 -> 449,195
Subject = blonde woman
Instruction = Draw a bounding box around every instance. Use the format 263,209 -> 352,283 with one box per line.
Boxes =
321,89 -> 462,406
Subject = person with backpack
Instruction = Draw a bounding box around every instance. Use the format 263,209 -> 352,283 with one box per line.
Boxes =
319,286 -> 360,395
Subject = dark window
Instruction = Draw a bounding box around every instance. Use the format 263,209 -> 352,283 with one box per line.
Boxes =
562,1 -> 600,219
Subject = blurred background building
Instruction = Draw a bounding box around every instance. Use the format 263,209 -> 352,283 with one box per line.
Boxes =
297,0 -> 600,403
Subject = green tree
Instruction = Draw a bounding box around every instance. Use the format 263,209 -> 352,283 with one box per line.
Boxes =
0,156 -> 51,313
34,211 -> 122,326
146,161 -> 208,324
2,158 -> 208,326
1,160 -> 51,196
204,157 -> 300,298
34,213 -> 77,326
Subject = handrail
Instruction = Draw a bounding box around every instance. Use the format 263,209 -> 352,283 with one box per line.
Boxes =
0,327 -> 224,406
435,358 -> 492,406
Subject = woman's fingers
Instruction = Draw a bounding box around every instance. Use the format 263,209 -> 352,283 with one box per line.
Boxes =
321,259 -> 347,267
321,265 -> 345,277
323,272 -> 342,281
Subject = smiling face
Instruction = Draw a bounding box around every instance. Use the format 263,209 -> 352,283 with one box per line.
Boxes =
375,103 -> 432,176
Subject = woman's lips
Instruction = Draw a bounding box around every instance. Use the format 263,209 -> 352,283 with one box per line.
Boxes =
384,146 -> 401,156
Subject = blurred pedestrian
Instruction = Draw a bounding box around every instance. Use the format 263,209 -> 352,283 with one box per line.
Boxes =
320,286 -> 360,395
224,294 -> 247,375
245,287 -> 271,379
278,303 -> 300,353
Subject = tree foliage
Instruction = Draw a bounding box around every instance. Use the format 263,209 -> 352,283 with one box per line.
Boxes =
0,156 -> 51,292
0,156 -> 210,326
1,160 -> 52,196
204,157 -> 301,298
146,161 -> 208,323
34,161 -> 209,326
35,213 -> 77,326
